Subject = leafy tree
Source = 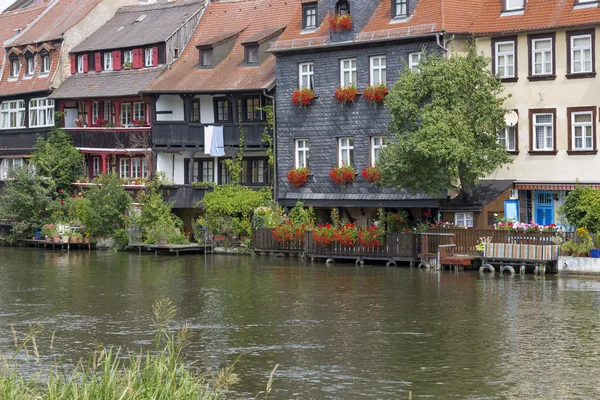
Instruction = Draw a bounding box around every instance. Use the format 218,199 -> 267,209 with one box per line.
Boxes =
559,185 -> 600,232
379,46 -> 512,196
135,176 -> 188,244
0,167 -> 53,242
31,126 -> 84,192
77,174 -> 131,236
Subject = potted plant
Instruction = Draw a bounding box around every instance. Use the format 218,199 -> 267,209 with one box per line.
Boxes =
286,167 -> 310,188
41,224 -> 56,242
329,163 -> 355,186
363,83 -> 388,108
291,88 -> 316,108
123,61 -> 133,70
361,165 -> 382,184
71,231 -> 83,243
329,13 -> 352,32
132,119 -> 147,127
74,118 -> 84,128
592,234 -> 600,258
334,85 -> 359,107
562,227 -> 594,257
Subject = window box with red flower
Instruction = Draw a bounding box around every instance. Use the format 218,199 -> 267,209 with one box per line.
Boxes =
361,164 -> 382,184
329,164 -> 355,185
132,119 -> 148,127
329,13 -> 353,32
272,221 -> 308,244
291,87 -> 316,108
286,167 -> 310,188
363,83 -> 388,107
358,224 -> 384,247
334,85 -> 359,107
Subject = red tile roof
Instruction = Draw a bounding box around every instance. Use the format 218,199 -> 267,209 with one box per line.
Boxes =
469,0 -> 600,35
7,0 -> 103,46
0,44 -> 61,96
0,4 -> 47,60
144,0 -> 303,92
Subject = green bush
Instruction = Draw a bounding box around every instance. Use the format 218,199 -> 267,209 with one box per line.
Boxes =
144,220 -> 188,245
560,185 -> 600,233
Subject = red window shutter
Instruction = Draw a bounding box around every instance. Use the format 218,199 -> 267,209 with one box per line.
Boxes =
95,52 -> 102,72
152,46 -> 158,66
70,55 -> 76,74
113,50 -> 121,71
133,48 -> 142,69
82,54 -> 88,73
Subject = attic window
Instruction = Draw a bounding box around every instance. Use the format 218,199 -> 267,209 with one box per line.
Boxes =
504,0 -> 525,11
392,0 -> 408,18
336,0 -> 350,15
174,48 -> 180,59
302,4 -> 317,29
135,14 -> 147,22
200,49 -> 212,67
10,59 -> 20,78
245,46 -> 259,66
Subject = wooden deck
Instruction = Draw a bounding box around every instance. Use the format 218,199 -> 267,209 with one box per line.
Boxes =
130,243 -> 214,255
19,239 -> 94,251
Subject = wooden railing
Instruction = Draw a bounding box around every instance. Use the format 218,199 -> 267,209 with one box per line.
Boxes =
252,227 -> 304,253
152,123 -> 270,147
427,228 -> 572,255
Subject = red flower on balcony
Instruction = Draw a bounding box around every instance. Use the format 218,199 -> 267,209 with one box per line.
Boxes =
363,84 -> 388,106
93,118 -> 115,128
291,87 -> 316,108
132,119 -> 148,127
286,167 -> 310,187
329,163 -> 355,186
334,85 -> 359,107
329,13 -> 352,32
361,165 -> 382,184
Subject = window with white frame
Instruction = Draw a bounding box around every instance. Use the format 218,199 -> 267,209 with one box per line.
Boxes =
295,139 -> 309,168
506,0 -> 524,10
299,62 -> 314,89
340,58 -> 357,87
133,102 -> 145,122
144,48 -> 153,67
26,57 -> 34,75
370,55 -> 387,85
532,38 -> 552,75
142,158 -> 149,178
123,50 -> 133,65
0,100 -> 25,129
77,55 -> 84,73
338,137 -> 354,166
371,136 -> 386,164
41,54 -> 50,74
497,126 -> 517,152
103,52 -> 113,71
495,41 -> 515,78
571,111 -> 594,150
455,212 -> 474,227
0,158 -> 25,180
92,156 -> 101,177
29,98 -> 54,128
10,59 -> 19,77
533,113 -> 554,151
394,0 -> 408,17
131,158 -> 142,179
121,103 -> 132,126
570,34 -> 592,74
408,52 -> 422,72
119,158 -> 130,178
92,102 -> 100,124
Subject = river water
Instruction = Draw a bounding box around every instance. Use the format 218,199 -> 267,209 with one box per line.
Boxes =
1,248 -> 600,399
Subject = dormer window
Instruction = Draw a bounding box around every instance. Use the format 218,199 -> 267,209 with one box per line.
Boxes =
77,55 -> 85,73
200,49 -> 213,68
26,57 -> 34,75
123,50 -> 133,65
504,0 -> 525,11
246,46 -> 259,66
144,48 -> 153,67
336,0 -> 350,15
10,59 -> 19,78
41,54 -> 50,74
104,52 -> 113,71
303,3 -> 317,29
393,0 -> 408,18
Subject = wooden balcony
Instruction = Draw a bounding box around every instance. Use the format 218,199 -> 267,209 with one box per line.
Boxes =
152,123 -> 270,148
66,128 -> 152,149
162,185 -> 210,209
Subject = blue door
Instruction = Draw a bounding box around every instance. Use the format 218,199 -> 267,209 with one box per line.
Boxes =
534,191 -> 554,225
504,200 -> 519,222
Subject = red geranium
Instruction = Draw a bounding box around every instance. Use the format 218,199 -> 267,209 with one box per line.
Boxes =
358,224 -> 384,247
363,84 -> 388,105
291,87 -> 316,107
272,221 -> 307,243
312,223 -> 337,246
361,165 -> 382,184
286,167 -> 310,187
329,164 -> 355,185
334,85 -> 359,106
329,14 -> 353,32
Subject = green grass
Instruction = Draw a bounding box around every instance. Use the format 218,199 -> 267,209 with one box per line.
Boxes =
0,299 -> 238,399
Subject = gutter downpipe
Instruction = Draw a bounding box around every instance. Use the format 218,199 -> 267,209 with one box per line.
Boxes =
263,88 -> 277,203
436,33 -> 455,57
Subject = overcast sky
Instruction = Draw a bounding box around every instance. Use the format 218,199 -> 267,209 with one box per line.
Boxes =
0,0 -> 14,13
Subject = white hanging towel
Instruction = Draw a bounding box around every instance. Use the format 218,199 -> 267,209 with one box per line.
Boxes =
211,125 -> 225,157
204,125 -> 213,155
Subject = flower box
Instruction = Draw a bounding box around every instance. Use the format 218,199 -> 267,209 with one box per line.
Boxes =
334,85 -> 359,106
329,164 -> 355,185
291,88 -> 316,107
363,84 -> 388,106
361,165 -> 382,184
286,167 -> 310,188
329,13 -> 352,32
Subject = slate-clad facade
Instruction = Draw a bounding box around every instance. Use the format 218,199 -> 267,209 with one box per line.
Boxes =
272,0 -> 447,224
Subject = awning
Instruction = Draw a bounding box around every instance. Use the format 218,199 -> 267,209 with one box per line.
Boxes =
515,182 -> 600,191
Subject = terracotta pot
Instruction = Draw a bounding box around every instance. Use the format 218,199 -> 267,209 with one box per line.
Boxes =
213,235 -> 227,241
157,238 -> 168,247
240,236 -> 250,241
53,236 -> 61,243
84,237 -> 90,244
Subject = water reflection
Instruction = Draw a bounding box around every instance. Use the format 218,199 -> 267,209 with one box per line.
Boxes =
1,248 -> 600,398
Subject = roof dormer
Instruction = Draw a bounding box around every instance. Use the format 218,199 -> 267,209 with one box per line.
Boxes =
196,30 -> 241,69
502,0 -> 526,15
241,26 -> 285,67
